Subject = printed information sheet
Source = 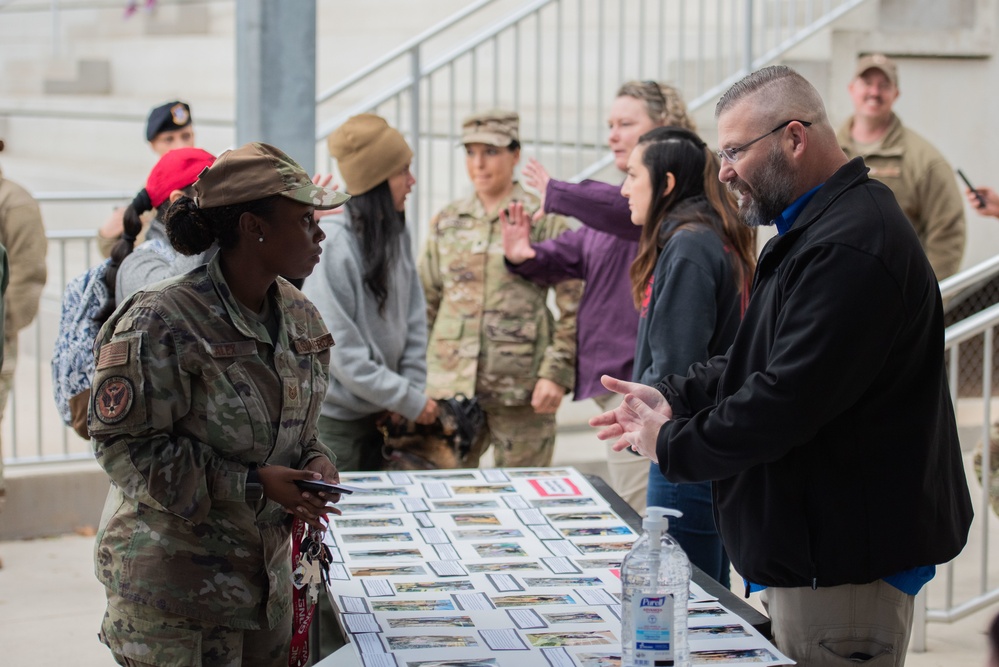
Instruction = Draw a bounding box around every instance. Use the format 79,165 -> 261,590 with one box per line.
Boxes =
325,467 -> 792,667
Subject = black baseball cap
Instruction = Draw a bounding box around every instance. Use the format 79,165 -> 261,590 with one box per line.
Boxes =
145,101 -> 192,142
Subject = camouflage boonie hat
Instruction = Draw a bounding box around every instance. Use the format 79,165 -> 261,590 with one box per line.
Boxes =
194,142 -> 350,210
461,110 -> 519,147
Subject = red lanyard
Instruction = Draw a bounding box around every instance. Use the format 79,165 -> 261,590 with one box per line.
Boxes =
288,518 -> 317,667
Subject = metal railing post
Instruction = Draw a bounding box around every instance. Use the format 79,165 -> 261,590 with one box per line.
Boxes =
50,0 -> 60,58
409,45 -> 421,248
981,327 -> 993,595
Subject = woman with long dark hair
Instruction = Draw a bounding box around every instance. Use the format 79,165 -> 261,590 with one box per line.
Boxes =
503,81 -> 695,512
303,114 -> 436,472
622,126 -> 755,586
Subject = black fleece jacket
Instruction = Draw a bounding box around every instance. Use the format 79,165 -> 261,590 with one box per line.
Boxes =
654,157 -> 973,588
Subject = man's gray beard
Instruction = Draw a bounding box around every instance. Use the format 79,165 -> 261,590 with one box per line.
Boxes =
735,143 -> 796,228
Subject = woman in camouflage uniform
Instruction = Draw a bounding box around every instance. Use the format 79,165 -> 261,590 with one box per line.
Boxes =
419,110 -> 582,468
89,143 -> 347,666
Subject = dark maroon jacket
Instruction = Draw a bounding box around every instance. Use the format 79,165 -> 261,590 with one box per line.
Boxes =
506,179 -> 639,399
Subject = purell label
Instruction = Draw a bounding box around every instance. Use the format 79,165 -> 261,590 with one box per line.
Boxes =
631,593 -> 675,666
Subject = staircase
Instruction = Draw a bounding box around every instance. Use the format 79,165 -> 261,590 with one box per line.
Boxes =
0,0 -> 882,232
310,0 -> 873,228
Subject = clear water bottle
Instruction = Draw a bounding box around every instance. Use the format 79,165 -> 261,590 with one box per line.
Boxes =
620,506 -> 691,667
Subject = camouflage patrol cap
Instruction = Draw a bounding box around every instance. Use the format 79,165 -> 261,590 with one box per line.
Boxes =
194,142 -> 350,210
461,110 -> 520,147
854,53 -> 898,87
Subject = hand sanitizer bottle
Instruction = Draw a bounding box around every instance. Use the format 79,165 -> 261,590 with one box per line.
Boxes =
621,506 -> 691,666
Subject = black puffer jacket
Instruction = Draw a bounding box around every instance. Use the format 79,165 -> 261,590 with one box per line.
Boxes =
655,157 -> 973,588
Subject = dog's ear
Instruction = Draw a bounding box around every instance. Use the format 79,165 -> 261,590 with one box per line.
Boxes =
438,412 -> 459,436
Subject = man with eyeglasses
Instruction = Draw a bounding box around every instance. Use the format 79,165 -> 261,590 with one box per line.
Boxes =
592,65 -> 973,666
837,53 -> 966,280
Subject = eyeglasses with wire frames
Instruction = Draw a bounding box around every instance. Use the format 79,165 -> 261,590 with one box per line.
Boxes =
716,119 -> 812,164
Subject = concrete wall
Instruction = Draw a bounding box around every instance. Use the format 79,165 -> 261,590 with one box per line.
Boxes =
1,461 -> 109,540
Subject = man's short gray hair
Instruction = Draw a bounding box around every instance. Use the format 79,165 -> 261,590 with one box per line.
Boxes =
715,65 -> 828,126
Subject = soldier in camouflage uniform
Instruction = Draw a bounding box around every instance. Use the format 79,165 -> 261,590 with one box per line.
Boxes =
419,110 -> 583,468
0,144 -> 47,516
89,143 -> 349,666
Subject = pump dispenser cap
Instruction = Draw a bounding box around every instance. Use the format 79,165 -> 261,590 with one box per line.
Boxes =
643,506 -> 683,532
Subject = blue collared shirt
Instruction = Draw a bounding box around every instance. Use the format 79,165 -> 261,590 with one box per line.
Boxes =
775,184 -> 823,235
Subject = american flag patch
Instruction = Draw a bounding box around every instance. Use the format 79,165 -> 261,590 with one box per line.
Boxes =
96,340 -> 129,370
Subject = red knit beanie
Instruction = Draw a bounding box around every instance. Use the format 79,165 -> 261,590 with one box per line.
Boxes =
146,147 -> 216,207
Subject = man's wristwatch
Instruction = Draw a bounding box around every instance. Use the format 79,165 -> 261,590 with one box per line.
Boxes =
246,463 -> 264,502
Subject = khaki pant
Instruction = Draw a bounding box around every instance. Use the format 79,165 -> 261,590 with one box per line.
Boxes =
762,580 -> 915,666
0,337 -> 16,513
466,404 -> 556,468
593,392 -> 648,513
99,592 -> 292,667
316,413 -> 384,472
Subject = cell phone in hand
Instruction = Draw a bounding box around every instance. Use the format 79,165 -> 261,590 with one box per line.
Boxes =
294,479 -> 356,495
957,169 -> 987,209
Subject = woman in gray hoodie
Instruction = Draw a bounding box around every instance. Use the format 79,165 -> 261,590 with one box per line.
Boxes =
303,114 -> 437,471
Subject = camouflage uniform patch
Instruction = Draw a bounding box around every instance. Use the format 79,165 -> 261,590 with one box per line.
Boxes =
92,376 -> 134,424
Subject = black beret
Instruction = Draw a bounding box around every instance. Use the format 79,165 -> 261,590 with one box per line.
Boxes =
145,101 -> 192,142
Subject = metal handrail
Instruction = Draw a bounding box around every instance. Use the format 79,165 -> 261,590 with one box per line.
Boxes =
945,301 -> 999,347
33,190 -> 135,203
684,0 -> 868,117
940,254 -> 999,301
9,1 -> 878,227
310,0 -> 878,234
0,0 -> 225,13
0,106 -> 233,128
316,0 -> 554,141
315,0 -> 502,105
908,300 -> 999,651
